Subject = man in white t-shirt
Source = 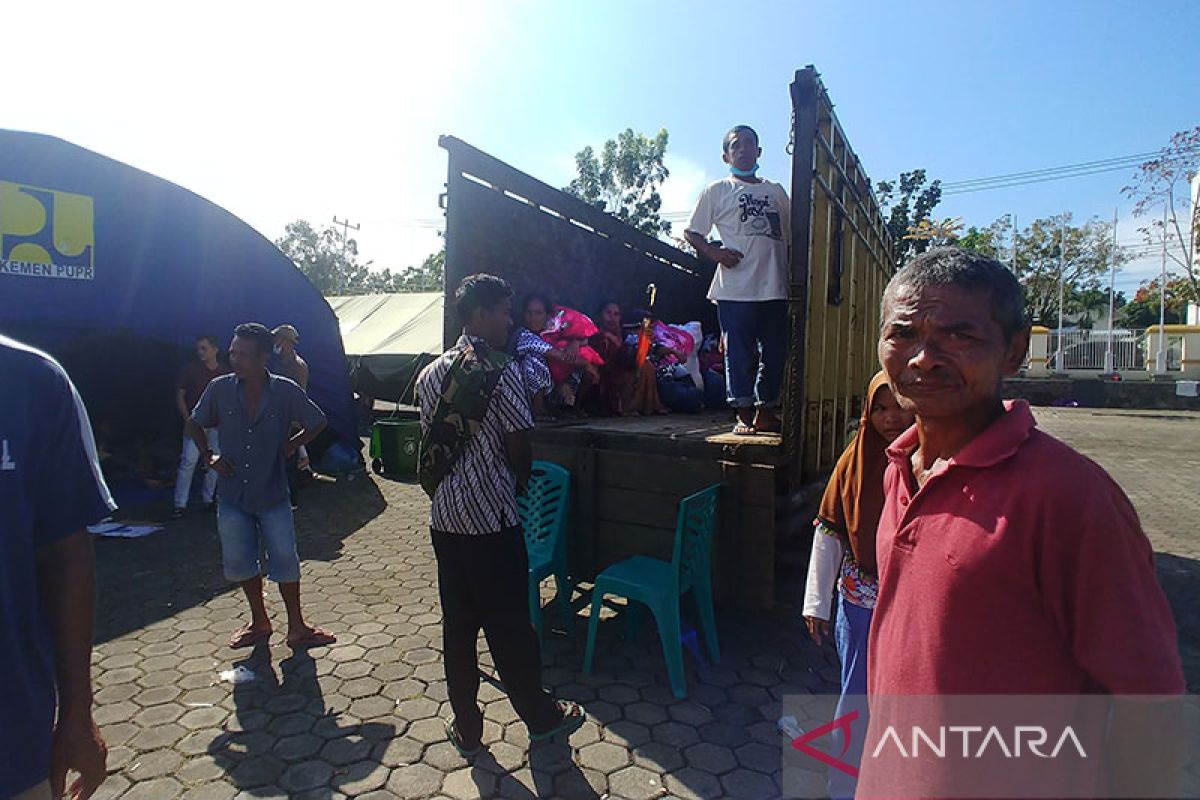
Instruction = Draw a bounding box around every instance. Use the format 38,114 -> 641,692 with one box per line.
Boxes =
684,125 -> 790,435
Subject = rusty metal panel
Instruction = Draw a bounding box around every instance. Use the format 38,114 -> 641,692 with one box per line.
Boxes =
786,67 -> 895,482
438,136 -> 716,347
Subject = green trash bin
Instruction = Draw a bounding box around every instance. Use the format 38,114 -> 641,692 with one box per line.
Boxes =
370,418 -> 422,479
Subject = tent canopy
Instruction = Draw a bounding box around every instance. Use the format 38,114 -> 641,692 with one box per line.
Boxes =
0,129 -> 359,459
327,293 -> 444,404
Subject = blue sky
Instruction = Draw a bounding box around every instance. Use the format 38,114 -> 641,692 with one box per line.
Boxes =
6,0 -> 1197,294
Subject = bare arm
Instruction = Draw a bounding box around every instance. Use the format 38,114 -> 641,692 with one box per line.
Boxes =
684,230 -> 742,267
504,429 -> 532,492
36,531 -> 107,799
185,418 -> 209,455
175,388 -> 190,421
297,360 -> 309,392
283,419 -> 326,458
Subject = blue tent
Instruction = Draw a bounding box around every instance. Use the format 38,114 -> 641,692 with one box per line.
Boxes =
0,129 -> 360,469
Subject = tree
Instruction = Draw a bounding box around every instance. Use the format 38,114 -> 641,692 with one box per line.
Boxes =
564,128 -> 671,238
276,220 -> 444,295
276,219 -> 372,295
959,213 -> 1129,326
1122,127 -> 1200,304
392,250 -> 444,292
1118,277 -> 1189,328
875,169 -> 943,266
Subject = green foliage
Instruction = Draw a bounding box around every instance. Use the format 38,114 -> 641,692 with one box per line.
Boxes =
1118,277 -> 1189,327
276,219 -> 444,295
392,250 -> 445,292
875,169 -> 943,266
276,219 -> 371,295
565,128 -> 671,238
958,214 -> 1129,326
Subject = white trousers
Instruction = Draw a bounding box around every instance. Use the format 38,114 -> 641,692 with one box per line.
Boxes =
174,428 -> 219,509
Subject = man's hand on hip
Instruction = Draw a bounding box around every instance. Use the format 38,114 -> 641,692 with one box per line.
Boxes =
714,248 -> 744,268
208,454 -> 235,477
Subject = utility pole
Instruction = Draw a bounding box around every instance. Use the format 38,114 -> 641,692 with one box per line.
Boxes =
1155,204 -> 1168,375
1104,209 -> 1117,374
1011,213 -> 1018,273
1055,215 -> 1066,372
332,216 -> 360,295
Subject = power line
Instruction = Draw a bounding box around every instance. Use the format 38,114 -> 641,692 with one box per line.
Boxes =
941,150 -> 1169,189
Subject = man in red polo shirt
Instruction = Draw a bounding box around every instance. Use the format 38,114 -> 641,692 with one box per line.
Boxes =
860,247 -> 1185,798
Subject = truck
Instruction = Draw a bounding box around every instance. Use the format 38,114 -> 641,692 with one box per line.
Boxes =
436,66 -> 895,610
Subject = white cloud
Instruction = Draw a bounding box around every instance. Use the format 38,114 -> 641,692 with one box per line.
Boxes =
660,154 -> 712,227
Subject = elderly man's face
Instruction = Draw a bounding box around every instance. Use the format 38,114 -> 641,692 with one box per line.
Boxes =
878,283 -> 1028,422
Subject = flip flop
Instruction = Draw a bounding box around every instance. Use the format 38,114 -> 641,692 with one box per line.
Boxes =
444,718 -> 483,757
287,627 -> 337,649
732,420 -> 757,436
228,626 -> 272,649
529,700 -> 586,741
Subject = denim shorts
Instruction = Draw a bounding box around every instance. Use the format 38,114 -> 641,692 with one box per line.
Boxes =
216,501 -> 301,583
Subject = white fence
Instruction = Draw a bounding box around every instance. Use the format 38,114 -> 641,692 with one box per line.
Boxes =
1046,328 -> 1185,372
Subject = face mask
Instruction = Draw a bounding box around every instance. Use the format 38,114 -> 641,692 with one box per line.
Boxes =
730,162 -> 760,178
272,345 -> 283,356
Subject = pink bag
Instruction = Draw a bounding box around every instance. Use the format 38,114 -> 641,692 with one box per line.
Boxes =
541,307 -> 599,340
652,321 -> 695,364
541,307 -> 604,384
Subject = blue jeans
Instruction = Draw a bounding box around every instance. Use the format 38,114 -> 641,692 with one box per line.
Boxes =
717,300 -> 787,408
829,594 -> 872,800
174,429 -> 219,509
216,500 -> 302,583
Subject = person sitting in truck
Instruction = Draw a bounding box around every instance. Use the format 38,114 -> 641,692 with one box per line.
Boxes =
508,293 -> 583,420
536,303 -> 603,414
684,124 -> 790,436
586,301 -> 670,416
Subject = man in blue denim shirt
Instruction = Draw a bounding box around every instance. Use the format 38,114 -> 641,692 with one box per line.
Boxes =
188,323 -> 335,650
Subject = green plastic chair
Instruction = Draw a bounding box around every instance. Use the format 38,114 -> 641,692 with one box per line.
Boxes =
519,461 -> 572,649
583,484 -> 721,699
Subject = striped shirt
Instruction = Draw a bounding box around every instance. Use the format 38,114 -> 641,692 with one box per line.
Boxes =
416,336 -> 534,535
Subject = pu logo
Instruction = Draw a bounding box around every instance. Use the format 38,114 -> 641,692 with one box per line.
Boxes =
0,181 -> 96,281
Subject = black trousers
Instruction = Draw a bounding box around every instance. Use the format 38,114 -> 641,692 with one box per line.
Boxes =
431,526 -> 562,743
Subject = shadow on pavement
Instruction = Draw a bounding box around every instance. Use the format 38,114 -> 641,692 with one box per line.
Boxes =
1156,551 -> 1200,692
209,645 -> 395,796
94,477 -> 387,645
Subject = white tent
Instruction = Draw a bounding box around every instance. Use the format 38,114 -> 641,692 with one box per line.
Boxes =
326,293 -> 444,402
327,293 -> 443,357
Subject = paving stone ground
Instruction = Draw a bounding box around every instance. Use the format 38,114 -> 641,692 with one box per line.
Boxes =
87,407 -> 1199,799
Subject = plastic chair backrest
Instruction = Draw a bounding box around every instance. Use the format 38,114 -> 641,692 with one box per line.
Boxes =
671,484 -> 721,593
518,461 -> 571,564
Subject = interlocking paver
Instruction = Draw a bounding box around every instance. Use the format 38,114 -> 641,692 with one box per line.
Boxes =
79,411 -> 1196,797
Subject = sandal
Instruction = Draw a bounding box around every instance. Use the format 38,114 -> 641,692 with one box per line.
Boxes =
530,700 -> 586,741
445,718 -> 483,757
732,419 -> 757,436
228,625 -> 272,649
287,626 -> 337,649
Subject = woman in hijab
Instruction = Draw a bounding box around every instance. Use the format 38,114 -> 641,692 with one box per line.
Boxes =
802,371 -> 914,800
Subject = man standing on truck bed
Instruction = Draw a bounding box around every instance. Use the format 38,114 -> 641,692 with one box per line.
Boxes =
685,124 -> 790,436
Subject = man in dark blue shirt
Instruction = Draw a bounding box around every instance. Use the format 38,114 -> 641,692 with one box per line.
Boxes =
188,323 -> 334,650
1,335 -> 115,800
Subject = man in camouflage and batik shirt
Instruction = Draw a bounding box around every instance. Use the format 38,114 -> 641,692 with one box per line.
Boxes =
416,273 -> 584,757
